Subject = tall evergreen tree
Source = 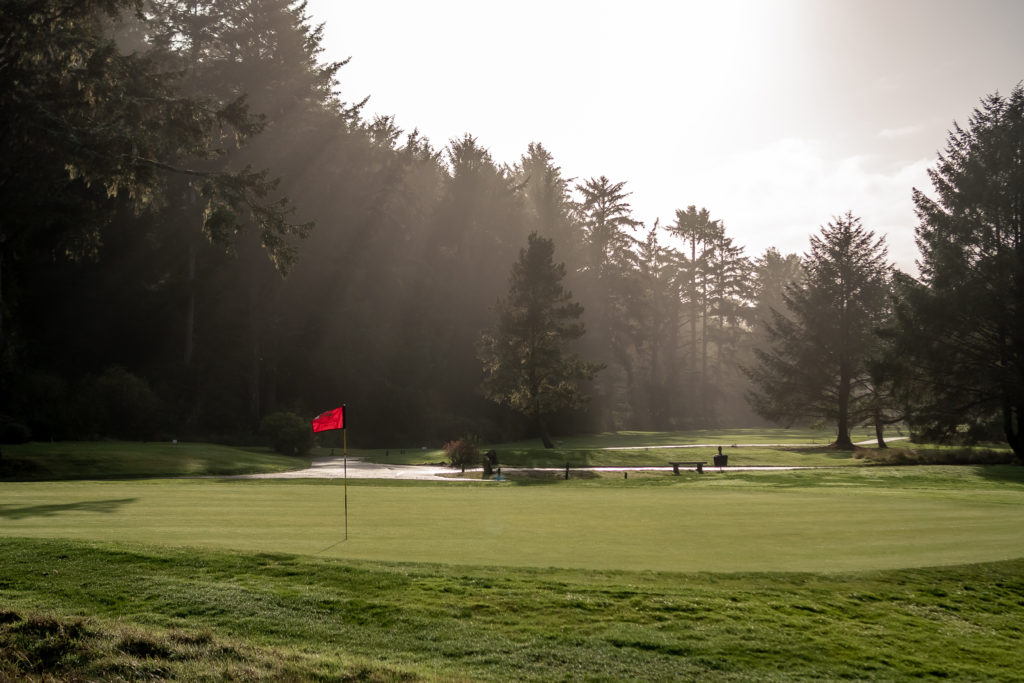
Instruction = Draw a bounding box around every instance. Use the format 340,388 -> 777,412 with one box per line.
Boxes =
0,0 -> 309,419
665,206 -> 724,419
575,176 -> 641,427
479,233 -> 601,448
629,226 -> 683,428
746,212 -> 891,448
891,85 -> 1024,456
514,142 -> 581,262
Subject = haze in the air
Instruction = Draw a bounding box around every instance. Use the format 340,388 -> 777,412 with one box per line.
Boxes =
305,0 -> 1024,269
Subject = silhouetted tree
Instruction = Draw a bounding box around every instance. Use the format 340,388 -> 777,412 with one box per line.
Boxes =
628,226 -> 683,427
891,85 -> 1024,457
0,0 -> 309,429
479,233 -> 601,448
575,176 -> 642,427
665,206 -> 724,419
746,213 -> 891,448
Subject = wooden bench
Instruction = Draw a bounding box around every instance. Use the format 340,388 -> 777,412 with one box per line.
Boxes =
669,461 -> 706,474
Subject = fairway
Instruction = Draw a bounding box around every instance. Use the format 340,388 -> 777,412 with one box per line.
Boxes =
3,468 -> 1023,573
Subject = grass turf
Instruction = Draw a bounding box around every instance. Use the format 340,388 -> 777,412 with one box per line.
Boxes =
3,441 -> 1023,679
2,466 -> 1023,573
0,441 -> 309,480
2,537 -> 1023,681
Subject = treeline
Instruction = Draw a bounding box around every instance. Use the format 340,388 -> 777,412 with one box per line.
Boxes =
0,0 -> 789,446
1,1 -> 1021,457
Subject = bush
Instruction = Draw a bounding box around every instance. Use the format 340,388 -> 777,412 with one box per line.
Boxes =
259,412 -> 314,457
443,437 -> 481,470
862,447 -> 1018,466
0,416 -> 32,445
78,367 -> 164,440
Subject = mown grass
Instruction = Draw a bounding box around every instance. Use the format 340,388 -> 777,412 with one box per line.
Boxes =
2,537 -> 1023,681
3,466 -> 1024,572
0,441 -> 309,480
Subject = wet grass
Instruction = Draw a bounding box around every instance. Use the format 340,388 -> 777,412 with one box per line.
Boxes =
2,537 -> 1023,681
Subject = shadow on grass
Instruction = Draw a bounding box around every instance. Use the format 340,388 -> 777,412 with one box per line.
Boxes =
0,498 -> 137,520
776,446 -> 863,460
500,470 -> 602,485
970,464 -> 1024,486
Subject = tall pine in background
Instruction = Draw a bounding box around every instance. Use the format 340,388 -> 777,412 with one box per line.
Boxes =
479,233 -> 601,448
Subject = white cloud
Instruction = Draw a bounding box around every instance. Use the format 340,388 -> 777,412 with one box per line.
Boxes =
878,125 -> 922,139
677,138 -> 933,272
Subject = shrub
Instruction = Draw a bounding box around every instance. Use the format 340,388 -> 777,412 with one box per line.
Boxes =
443,437 -> 481,469
259,412 -> 314,457
78,367 -> 163,440
0,416 -> 32,445
862,447 -> 1018,466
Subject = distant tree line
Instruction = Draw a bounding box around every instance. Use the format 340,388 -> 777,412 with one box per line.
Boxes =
0,1 -> 1020,459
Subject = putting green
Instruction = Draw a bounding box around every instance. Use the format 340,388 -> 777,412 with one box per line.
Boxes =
2,475 -> 1022,572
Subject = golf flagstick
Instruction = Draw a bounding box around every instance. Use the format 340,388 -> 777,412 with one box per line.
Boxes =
343,425 -> 348,541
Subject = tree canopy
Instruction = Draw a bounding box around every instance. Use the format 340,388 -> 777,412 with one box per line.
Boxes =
2,4 -> 1021,455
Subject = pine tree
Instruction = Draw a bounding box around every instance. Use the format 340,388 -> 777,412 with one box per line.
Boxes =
575,176 -> 641,428
479,233 -> 602,448
746,213 -> 891,448
892,85 -> 1024,456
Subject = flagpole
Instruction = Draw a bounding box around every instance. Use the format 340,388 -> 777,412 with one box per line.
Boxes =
343,423 -> 348,541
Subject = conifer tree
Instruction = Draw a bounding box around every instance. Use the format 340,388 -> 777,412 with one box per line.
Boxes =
892,85 -> 1024,456
479,233 -> 601,448
746,213 -> 891,448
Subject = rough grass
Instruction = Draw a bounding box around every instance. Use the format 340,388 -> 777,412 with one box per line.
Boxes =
860,444 -> 1018,466
2,537 -> 1023,681
0,606 -> 410,681
0,441 -> 309,480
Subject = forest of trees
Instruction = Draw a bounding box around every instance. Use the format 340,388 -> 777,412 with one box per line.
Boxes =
1,1 -> 1021,457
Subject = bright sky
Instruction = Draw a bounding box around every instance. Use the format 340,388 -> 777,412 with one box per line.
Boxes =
304,0 -> 1024,272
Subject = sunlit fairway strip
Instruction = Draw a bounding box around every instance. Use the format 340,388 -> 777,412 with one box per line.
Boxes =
2,467 -> 1023,573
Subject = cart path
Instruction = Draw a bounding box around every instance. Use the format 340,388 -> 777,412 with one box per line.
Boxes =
600,437 -> 907,450
231,438 -> 907,481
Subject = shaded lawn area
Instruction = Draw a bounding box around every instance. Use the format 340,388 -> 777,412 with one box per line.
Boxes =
0,441 -> 308,481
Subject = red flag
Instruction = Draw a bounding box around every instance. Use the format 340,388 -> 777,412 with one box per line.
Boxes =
312,405 -> 345,433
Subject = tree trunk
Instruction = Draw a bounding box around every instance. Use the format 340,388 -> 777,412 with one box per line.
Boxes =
248,278 -> 261,425
0,247 -> 5,362
1004,398 -> 1022,460
835,364 -> 854,449
690,237 -> 698,399
874,416 -> 887,449
183,242 -> 196,365
538,415 -> 554,449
